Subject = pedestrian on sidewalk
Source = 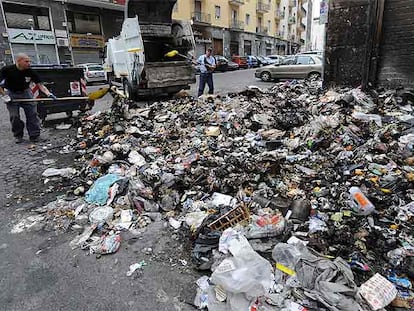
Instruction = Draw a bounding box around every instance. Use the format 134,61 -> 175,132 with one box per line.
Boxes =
0,53 -> 56,143
197,47 -> 216,97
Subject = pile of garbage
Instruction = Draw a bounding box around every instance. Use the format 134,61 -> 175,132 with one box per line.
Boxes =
32,82 -> 413,310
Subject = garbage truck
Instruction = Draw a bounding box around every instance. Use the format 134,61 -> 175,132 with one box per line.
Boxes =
104,0 -> 196,100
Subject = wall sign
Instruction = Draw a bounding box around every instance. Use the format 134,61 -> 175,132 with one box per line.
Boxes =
195,38 -> 212,44
319,0 -> 329,24
70,34 -> 105,48
8,28 -> 56,45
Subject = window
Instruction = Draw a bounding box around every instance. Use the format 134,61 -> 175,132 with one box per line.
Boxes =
232,10 -> 237,21
3,3 -> 51,30
283,56 -> 295,64
67,11 -> 101,34
37,16 -> 50,30
215,6 -> 221,19
267,20 -> 271,31
296,56 -> 314,64
245,14 -> 250,25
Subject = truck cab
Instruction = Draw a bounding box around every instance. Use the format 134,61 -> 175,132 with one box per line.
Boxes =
104,0 -> 196,100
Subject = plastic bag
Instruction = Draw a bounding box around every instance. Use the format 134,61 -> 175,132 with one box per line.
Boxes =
42,167 -> 75,178
85,174 -> 121,205
89,232 -> 121,255
272,243 -> 305,269
211,233 -> 273,298
352,111 -> 382,127
245,211 -> 285,239
89,206 -> 114,225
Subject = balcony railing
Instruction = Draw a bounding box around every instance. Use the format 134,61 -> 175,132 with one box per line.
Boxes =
257,27 -> 269,35
276,31 -> 285,38
229,20 -> 244,30
257,1 -> 270,13
192,11 -> 211,24
288,16 -> 296,24
229,0 -> 244,6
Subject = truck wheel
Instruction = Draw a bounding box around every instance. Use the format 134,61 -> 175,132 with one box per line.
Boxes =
123,79 -> 135,100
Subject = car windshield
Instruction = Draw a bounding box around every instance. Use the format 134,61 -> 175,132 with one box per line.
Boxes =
87,65 -> 103,71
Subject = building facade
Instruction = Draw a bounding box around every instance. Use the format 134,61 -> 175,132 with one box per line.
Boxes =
0,0 -> 124,65
0,0 -> 310,66
173,0 -> 310,57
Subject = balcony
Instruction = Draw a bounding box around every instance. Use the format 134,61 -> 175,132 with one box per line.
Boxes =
276,31 -> 285,39
256,1 -> 270,13
297,22 -> 305,32
192,11 -> 211,25
274,10 -> 281,20
229,0 -> 244,6
289,0 -> 297,7
229,20 -> 244,31
288,16 -> 296,24
280,10 -> 286,18
257,27 -> 269,35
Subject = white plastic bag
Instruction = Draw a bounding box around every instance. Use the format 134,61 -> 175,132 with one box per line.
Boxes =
211,233 -> 273,298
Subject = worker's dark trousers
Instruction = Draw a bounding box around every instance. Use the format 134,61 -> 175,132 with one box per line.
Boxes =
198,72 -> 214,97
6,89 -> 40,138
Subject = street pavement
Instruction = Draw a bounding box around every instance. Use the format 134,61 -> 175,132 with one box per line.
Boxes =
0,68 -> 268,310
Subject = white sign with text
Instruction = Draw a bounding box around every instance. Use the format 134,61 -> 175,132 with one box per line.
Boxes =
8,28 -> 56,45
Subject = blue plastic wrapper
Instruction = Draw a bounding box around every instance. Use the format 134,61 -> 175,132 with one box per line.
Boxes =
85,174 -> 121,205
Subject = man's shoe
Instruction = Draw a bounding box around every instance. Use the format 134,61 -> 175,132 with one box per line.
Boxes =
29,136 -> 41,143
15,136 -> 23,144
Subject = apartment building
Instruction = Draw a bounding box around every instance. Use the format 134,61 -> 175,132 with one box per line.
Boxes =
0,0 -> 310,65
173,0 -> 310,57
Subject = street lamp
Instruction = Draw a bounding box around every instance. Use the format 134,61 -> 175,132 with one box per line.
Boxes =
28,18 -> 40,64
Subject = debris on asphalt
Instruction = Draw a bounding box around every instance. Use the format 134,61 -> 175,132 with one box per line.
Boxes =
126,260 -> 147,277
23,81 -> 414,310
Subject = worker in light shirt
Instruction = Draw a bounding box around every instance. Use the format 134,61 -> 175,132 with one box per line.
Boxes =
197,47 -> 216,97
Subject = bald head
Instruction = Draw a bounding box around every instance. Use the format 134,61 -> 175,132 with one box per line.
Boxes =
15,53 -> 31,70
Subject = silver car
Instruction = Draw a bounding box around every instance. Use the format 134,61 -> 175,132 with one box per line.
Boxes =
255,55 -> 322,82
76,63 -> 107,84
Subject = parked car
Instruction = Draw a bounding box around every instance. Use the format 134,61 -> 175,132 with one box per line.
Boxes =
247,56 -> 259,68
214,55 -> 229,72
227,60 -> 239,71
256,56 -> 270,66
231,55 -> 248,69
254,54 -> 323,82
76,63 -> 107,84
267,55 -> 284,65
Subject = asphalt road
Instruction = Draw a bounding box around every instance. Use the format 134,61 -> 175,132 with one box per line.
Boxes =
88,67 -> 275,111
0,68 -> 270,311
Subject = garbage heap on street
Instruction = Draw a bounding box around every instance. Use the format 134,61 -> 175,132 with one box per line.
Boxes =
32,81 -> 413,310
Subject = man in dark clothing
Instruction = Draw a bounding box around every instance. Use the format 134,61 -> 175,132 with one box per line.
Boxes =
197,47 -> 216,97
0,53 -> 55,143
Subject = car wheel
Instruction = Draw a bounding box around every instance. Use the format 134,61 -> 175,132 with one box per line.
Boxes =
260,71 -> 272,82
307,72 -> 321,80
